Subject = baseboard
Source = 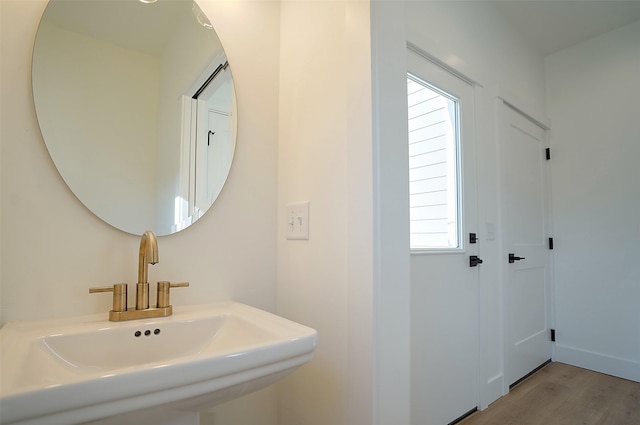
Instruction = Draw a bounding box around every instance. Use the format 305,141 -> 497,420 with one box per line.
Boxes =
555,344 -> 640,382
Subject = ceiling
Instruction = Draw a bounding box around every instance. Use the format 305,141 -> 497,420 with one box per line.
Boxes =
490,0 -> 640,56
42,0 -> 192,56
43,1 -> 640,59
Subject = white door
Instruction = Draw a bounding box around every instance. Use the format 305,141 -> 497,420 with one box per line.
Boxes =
206,109 -> 232,203
499,103 -> 552,388
409,50 -> 480,425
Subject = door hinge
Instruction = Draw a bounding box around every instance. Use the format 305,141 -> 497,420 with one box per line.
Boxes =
549,237 -> 554,250
550,329 -> 556,342
545,148 -> 551,160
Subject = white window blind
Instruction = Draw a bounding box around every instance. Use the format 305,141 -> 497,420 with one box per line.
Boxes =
408,75 -> 460,249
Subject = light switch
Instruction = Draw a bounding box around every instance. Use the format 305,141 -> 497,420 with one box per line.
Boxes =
286,201 -> 310,240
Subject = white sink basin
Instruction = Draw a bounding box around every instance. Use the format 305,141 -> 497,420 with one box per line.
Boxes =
0,302 -> 317,425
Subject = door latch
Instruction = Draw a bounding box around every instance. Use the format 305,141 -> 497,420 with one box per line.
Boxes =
508,253 -> 526,263
470,255 -> 483,267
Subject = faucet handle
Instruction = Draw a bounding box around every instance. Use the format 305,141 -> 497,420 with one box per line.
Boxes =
156,281 -> 189,308
89,283 -> 128,313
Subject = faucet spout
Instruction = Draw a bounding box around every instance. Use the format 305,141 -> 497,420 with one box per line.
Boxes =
136,230 -> 158,310
138,230 -> 158,284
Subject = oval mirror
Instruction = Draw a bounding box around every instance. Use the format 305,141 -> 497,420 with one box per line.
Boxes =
32,0 -> 237,236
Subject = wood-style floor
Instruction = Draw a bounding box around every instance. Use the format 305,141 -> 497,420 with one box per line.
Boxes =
460,362 -> 640,425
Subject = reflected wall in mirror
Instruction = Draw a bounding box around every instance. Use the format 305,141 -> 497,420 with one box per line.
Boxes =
32,0 -> 237,236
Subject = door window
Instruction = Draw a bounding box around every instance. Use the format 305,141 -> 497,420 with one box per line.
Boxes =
408,75 -> 461,250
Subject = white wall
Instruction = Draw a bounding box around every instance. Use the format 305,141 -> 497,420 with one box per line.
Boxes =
545,20 -> 640,382
276,1 -> 376,424
32,19 -> 159,233
1,0 -> 280,423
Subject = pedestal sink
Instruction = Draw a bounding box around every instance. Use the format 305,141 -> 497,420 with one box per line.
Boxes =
0,302 -> 317,425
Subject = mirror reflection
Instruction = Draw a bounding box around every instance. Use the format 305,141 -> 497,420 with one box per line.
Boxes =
32,0 -> 237,236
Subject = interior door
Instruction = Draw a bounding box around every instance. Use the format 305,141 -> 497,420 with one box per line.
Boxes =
409,50 -> 480,425
206,109 -> 232,202
499,103 -> 552,387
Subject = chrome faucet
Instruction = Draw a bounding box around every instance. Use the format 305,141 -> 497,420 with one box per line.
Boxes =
136,230 -> 158,310
89,230 -> 189,321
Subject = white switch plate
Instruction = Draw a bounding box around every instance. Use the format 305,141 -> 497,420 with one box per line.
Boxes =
486,222 -> 496,241
286,201 -> 310,240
